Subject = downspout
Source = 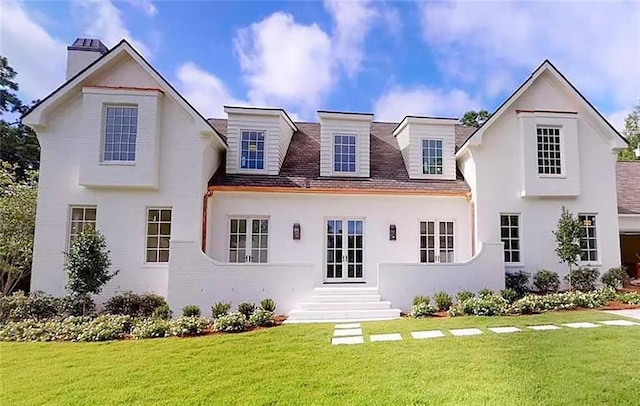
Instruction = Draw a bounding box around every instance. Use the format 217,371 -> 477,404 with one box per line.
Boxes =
201,188 -> 214,253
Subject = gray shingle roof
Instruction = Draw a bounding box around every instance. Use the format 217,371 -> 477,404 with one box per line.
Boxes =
617,161 -> 640,215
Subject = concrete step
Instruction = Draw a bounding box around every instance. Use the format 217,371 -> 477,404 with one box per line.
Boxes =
314,286 -> 379,295
286,308 -> 401,322
299,301 -> 392,311
310,294 -> 382,302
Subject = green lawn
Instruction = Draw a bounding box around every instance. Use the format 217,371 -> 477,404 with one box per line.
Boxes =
1,310 -> 639,405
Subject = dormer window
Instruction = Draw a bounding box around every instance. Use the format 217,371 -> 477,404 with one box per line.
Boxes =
333,134 -> 357,173
240,130 -> 265,170
536,127 -> 562,175
422,138 -> 443,175
104,105 -> 138,162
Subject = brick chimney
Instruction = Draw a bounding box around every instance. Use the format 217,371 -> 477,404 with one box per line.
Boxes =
66,38 -> 108,80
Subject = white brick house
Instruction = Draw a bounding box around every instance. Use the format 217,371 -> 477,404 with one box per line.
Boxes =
23,38 -> 633,321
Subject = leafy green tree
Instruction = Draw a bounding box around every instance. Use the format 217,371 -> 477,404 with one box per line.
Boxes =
0,161 -> 38,294
459,110 -> 490,128
0,55 -> 40,179
618,101 -> 640,161
552,206 -> 585,284
65,229 -> 119,315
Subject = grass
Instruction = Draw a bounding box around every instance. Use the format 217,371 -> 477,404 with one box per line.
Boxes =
1,310 -> 639,405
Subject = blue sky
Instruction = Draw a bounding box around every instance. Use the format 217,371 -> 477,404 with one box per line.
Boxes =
2,0 -> 639,127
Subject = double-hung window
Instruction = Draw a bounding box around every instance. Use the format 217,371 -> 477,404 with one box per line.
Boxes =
68,206 -> 97,246
536,127 -> 562,175
104,106 -> 138,162
333,134 -> 357,173
422,139 -> 443,175
229,218 -> 269,263
146,208 -> 172,263
578,214 -> 598,262
500,214 -> 520,263
240,131 -> 265,170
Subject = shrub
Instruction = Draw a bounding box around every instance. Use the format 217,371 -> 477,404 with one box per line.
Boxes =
412,295 -> 430,306
131,318 -> 170,339
0,291 -> 95,322
238,302 -> 256,318
260,298 -> 276,312
505,270 -> 530,297
104,292 -> 168,318
214,312 -> 247,333
170,316 -> 208,337
0,315 -> 132,342
152,304 -> 172,320
56,294 -> 95,318
500,288 -> 518,304
409,303 -> 437,318
434,291 -> 452,311
211,302 -> 231,319
459,295 -> 509,316
478,288 -> 495,299
456,290 -> 475,303
249,308 -> 275,327
566,267 -> 600,292
533,270 -> 560,294
601,267 -> 630,289
182,305 -> 201,317
513,290 -> 610,315
617,292 -> 640,305
77,315 -> 132,341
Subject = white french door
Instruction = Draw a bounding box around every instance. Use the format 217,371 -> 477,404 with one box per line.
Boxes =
420,220 -> 454,263
325,219 -> 364,282
228,218 -> 269,263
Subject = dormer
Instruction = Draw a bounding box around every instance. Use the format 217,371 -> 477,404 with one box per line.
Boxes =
393,116 -> 458,180
224,106 -> 297,175
319,111 -> 373,177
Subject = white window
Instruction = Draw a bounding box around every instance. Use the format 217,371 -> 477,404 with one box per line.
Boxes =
240,131 -> 265,170
68,206 -> 97,246
420,220 -> 454,263
146,208 -> 171,263
333,134 -> 357,173
500,214 -> 521,263
536,127 -> 562,175
422,139 -> 443,175
228,218 -> 269,263
578,214 -> 598,262
104,106 -> 138,162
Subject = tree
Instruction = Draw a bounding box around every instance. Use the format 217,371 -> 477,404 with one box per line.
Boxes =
552,206 -> 585,285
617,101 -> 640,161
0,55 -> 40,179
0,161 -> 38,294
65,229 -> 118,315
459,110 -> 490,128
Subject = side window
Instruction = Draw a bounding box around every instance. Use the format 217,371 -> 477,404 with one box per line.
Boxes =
578,214 -> 598,262
104,106 -> 138,162
69,206 -> 97,246
500,214 -> 520,263
333,134 -> 357,173
422,139 -> 443,175
240,131 -> 265,170
146,208 -> 172,263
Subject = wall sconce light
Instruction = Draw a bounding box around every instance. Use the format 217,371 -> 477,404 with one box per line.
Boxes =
389,224 -> 397,241
293,223 -> 301,240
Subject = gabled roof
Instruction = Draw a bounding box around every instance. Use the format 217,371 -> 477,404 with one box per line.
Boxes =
456,60 -> 628,156
22,39 -> 226,147
617,161 -> 640,215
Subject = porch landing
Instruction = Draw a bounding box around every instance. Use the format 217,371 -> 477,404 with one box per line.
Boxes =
284,286 -> 401,324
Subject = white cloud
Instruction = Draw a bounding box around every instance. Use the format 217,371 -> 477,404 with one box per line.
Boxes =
373,86 -> 480,122
607,109 -> 631,132
235,12 -> 333,110
74,0 -> 151,57
417,1 -> 640,110
126,0 -> 157,17
0,0 -> 66,102
175,62 -> 248,118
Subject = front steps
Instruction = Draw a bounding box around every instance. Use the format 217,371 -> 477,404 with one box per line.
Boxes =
285,286 -> 401,323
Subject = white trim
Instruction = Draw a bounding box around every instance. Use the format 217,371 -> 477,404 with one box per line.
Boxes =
237,129 -> 268,174
535,124 -> 565,178
330,133 -> 360,176
420,136 -> 446,177
67,205 -> 98,250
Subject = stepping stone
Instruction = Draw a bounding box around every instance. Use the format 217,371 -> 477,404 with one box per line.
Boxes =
488,326 -> 521,334
450,328 -> 483,337
600,320 -> 638,326
370,333 -> 402,342
528,325 -> 561,331
411,330 -> 445,339
333,328 -> 362,337
332,336 -> 364,345
335,323 -> 361,329
563,322 -> 599,329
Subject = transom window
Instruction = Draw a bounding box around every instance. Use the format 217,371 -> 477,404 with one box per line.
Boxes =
420,220 -> 454,263
578,214 -> 598,262
333,134 -> 357,173
422,139 -> 443,175
229,218 -> 269,263
536,127 -> 562,175
104,106 -> 138,162
500,214 -> 520,263
240,131 -> 265,170
69,206 -> 96,246
146,208 -> 172,263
